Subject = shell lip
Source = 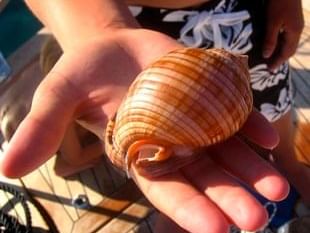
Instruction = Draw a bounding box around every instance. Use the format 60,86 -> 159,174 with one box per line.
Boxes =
124,139 -> 196,177
125,139 -> 172,174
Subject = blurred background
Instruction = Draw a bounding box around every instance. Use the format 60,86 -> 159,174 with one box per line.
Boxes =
0,0 -> 42,58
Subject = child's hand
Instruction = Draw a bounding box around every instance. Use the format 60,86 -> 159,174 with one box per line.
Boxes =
263,0 -> 304,70
0,28 -> 290,233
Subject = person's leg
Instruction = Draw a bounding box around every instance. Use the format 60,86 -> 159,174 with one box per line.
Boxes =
271,110 -> 310,205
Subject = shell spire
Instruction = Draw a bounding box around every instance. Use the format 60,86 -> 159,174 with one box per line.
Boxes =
105,48 -> 253,177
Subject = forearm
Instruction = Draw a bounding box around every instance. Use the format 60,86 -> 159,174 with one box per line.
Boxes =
25,0 -> 139,50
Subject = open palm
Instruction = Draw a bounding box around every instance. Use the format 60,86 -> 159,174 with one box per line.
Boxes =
1,29 -> 289,233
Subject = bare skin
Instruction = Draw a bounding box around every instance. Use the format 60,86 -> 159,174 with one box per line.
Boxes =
153,111 -> 310,233
126,0 -> 208,8
0,28 -> 289,233
263,0 -> 304,70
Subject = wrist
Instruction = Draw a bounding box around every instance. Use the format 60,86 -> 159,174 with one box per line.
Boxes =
25,0 -> 139,51
59,18 -> 139,52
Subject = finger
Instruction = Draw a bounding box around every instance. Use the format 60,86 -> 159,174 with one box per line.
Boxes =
0,60 -> 80,178
182,156 -> 268,232
268,31 -> 300,71
131,167 -> 230,233
210,137 -> 290,201
263,20 -> 281,59
154,213 -> 188,233
239,110 -> 279,149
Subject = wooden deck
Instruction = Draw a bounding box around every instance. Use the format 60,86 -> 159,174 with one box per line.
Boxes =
290,8 -> 310,166
1,8 -> 310,233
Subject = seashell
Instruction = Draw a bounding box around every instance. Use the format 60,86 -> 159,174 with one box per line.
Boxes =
104,48 -> 253,177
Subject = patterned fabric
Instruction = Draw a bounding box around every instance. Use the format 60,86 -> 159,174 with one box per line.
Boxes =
129,0 -> 292,122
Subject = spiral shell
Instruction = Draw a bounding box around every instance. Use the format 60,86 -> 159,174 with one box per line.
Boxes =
105,48 -> 253,177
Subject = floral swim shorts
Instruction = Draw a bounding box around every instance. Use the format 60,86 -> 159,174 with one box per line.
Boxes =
129,0 -> 292,122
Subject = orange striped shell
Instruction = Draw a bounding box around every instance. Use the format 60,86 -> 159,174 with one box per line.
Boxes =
105,48 -> 253,177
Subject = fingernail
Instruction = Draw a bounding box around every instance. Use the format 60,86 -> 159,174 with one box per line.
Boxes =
268,66 -> 277,73
263,50 -> 271,58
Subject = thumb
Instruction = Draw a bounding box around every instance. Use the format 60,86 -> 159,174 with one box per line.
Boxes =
0,57 -> 80,178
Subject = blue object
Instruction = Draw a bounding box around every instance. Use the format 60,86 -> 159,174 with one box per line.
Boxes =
255,185 -> 300,229
0,51 -> 11,83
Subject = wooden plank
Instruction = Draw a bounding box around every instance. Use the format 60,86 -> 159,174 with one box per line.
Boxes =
92,157 -> 117,195
292,10 -> 310,169
303,0 -> 310,12
0,178 -> 26,225
290,19 -> 310,69
291,54 -> 310,70
303,8 -> 310,27
299,27 -> 310,40
79,168 -> 104,208
71,180 -> 143,233
38,163 -> 53,189
21,164 -> 75,233
295,121 -> 310,165
0,176 -> 50,231
45,157 -> 80,220
2,150 -> 142,233
295,109 -> 310,127
296,108 -> 310,122
64,158 -> 122,219
65,173 -> 89,218
96,198 -> 153,233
